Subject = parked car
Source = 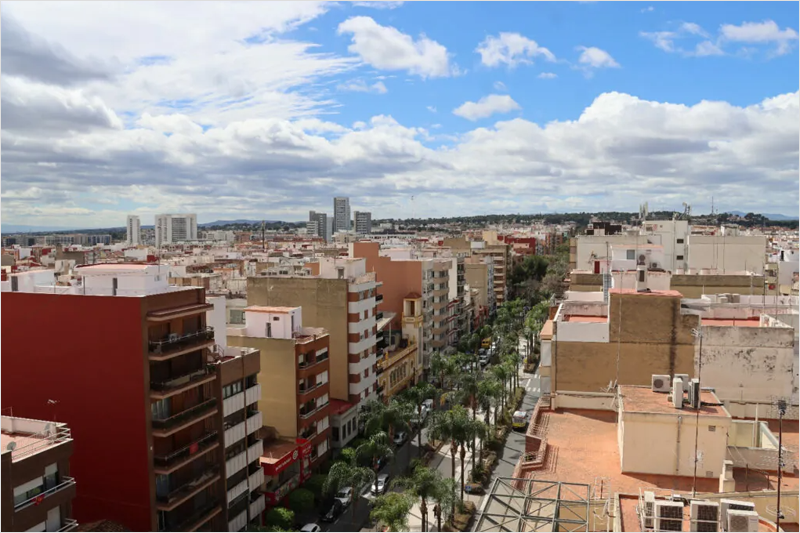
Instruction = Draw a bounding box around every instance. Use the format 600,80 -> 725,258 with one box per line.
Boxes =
393,431 -> 408,447
371,473 -> 390,495
422,399 -> 434,412
300,524 -> 321,532
512,410 -> 531,430
479,353 -> 490,367
320,499 -> 344,523
335,487 -> 353,507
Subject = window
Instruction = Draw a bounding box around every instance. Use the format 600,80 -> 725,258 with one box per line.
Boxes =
364,368 -> 369,378
676,255 -> 684,261
266,322 -> 272,338
44,463 -> 58,490
230,309 -> 245,324
151,399 -> 170,421
332,426 -> 339,442
223,381 -> 243,399
626,249 -> 635,260
677,238 -> 684,244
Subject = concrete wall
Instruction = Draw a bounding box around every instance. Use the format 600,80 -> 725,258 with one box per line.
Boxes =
553,391 -> 616,410
206,295 -> 227,350
697,325 -> 795,404
687,235 -> 767,275
618,410 -> 730,478
571,272 -> 769,298
227,335 -> 298,438
248,277 -> 349,401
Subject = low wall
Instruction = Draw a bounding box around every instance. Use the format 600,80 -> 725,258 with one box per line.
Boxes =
553,391 -> 617,411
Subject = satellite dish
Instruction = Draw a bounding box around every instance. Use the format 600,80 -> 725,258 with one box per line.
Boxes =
6,441 -> 17,451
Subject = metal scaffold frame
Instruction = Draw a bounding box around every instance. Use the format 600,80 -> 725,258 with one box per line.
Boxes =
474,477 -> 591,532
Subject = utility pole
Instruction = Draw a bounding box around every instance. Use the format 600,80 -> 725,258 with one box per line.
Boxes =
691,328 -> 703,497
776,399 -> 787,532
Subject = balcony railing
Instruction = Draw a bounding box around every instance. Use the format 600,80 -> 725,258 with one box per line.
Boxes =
157,465 -> 220,506
152,398 -> 217,432
15,477 -> 76,511
57,519 -> 79,532
150,366 -> 214,393
376,312 -> 384,320
154,431 -> 218,470
149,327 -> 214,355
171,499 -> 220,532
376,294 -> 384,302
298,353 -> 328,370
298,382 -> 320,396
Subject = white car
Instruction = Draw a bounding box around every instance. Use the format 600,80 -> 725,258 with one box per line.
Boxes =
335,487 -> 353,507
300,525 -> 321,533
372,473 -> 390,495
422,399 -> 434,412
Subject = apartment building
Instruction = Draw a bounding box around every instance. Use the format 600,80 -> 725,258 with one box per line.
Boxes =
227,306 -> 332,469
377,295 -> 424,400
351,241 -> 433,373
429,259 -> 452,351
1,264 -> 262,532
473,244 -> 510,306
1,417 -> 77,532
156,214 -> 198,248
333,197 -> 350,234
246,258 -> 378,433
307,211 -> 330,242
353,211 -> 372,235
127,215 -> 141,246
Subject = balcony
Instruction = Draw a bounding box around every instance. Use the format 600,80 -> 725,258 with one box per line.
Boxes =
156,465 -> 220,511
154,431 -> 219,474
152,398 -> 218,438
150,366 -> 216,400
376,311 -> 384,320
248,468 -> 264,492
227,479 -> 248,505
246,410 -> 262,435
228,510 -> 248,533
297,355 -> 329,378
171,500 -> 221,532
245,383 -> 261,406
149,327 -> 215,356
224,421 -> 246,448
223,392 -> 245,418
14,477 -> 76,512
298,381 -> 329,402
226,450 -> 247,477
376,294 -> 384,303
247,440 -> 264,463
250,494 -> 266,522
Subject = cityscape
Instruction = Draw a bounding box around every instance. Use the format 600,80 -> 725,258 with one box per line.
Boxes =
1,2 -> 799,533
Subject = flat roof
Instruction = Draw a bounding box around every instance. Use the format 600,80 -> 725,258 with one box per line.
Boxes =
77,264 -> 150,270
260,439 -> 299,466
619,385 -> 728,417
701,318 -> 762,328
564,315 -> 607,323
244,305 -> 297,314
330,399 -> 356,416
610,288 -> 684,298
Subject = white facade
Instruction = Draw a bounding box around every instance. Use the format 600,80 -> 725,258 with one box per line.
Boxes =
155,213 -> 198,247
243,306 -> 303,339
126,215 -> 141,245
333,197 -> 351,233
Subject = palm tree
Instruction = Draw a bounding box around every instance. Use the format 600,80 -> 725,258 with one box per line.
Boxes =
450,408 -> 472,501
465,417 -> 489,477
398,382 -> 437,458
370,492 -> 414,532
324,460 -> 375,524
392,465 -> 444,532
427,409 -> 458,489
458,372 -> 481,469
355,431 -> 394,474
478,376 -> 502,431
432,477 -> 459,531
491,364 -> 510,416
430,351 -> 459,392
362,399 -> 411,443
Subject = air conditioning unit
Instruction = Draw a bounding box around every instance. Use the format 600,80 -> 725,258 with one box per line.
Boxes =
651,262 -> 659,269
720,500 -> 755,530
168,333 -> 179,342
674,374 -> 690,392
652,374 -> 671,393
690,501 -> 719,532
643,491 -> 656,529
690,379 -> 701,409
654,500 -> 683,531
672,377 -> 684,409
726,510 -> 758,532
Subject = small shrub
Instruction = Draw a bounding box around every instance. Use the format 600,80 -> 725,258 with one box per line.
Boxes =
287,488 -> 315,514
264,507 -> 294,531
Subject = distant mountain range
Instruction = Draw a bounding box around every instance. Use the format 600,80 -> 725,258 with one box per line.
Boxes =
724,211 -> 798,221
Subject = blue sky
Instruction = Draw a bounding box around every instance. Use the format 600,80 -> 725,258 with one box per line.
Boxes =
1,1 -> 798,228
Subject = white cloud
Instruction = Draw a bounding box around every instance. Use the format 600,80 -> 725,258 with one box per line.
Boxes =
720,20 -> 798,55
640,31 -> 677,52
427,106 -> 437,113
538,72 -> 558,79
680,22 -> 709,37
641,6 -> 654,13
476,32 -> 555,67
576,46 -> 620,69
337,16 -> 455,78
692,41 -> 725,57
453,94 -> 521,121
493,81 -> 507,91
137,113 -> 203,135
337,79 -> 388,94
352,1 -> 404,8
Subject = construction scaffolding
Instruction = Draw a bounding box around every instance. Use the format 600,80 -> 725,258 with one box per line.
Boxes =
474,477 -> 591,532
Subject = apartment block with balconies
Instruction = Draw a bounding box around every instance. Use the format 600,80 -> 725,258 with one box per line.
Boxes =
1,417 -> 77,532
1,264 -> 228,532
227,306 -> 332,471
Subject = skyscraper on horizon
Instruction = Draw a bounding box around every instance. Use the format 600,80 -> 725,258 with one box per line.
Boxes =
126,215 -> 141,245
154,213 -> 197,247
333,197 -> 350,234
354,211 -> 372,235
308,210 -> 331,242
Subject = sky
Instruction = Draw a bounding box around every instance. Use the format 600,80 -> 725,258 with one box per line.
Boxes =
1,1 -> 798,228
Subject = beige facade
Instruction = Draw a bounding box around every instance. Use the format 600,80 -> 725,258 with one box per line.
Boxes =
569,271 -> 771,298
465,262 -> 489,309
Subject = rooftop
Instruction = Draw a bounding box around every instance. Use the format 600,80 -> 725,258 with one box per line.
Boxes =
564,315 -> 607,323
245,305 -> 297,314
260,439 -> 299,467
1,416 -> 71,461
609,288 -> 684,298
329,399 -> 357,416
619,385 -> 729,417
701,318 -> 763,327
